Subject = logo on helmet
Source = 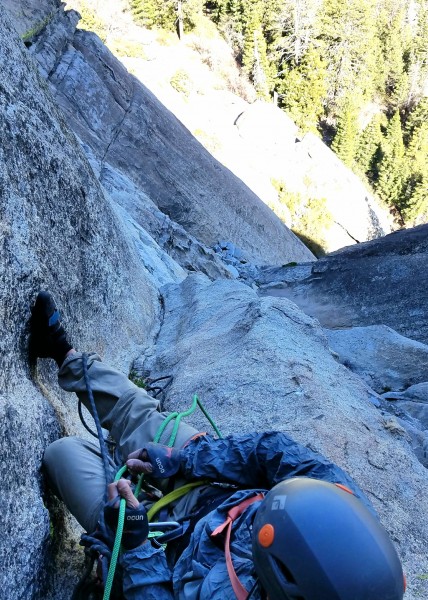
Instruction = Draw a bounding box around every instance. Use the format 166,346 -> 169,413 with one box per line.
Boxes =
271,495 -> 287,510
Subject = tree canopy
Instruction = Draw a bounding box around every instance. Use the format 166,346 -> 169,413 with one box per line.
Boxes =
130,0 -> 428,224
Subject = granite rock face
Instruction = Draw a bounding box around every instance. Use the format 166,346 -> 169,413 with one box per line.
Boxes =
2,0 -> 59,37
141,274 -> 428,599
0,8 -> 160,598
100,162 -> 233,281
233,106 -> 393,252
28,8 -> 314,266
258,225 -> 428,345
326,325 -> 428,393
381,383 -> 428,468
1,3 -> 428,600
325,326 -> 428,468
383,383 -> 428,431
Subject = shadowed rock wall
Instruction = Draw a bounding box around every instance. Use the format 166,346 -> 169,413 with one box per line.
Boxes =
0,8 -> 159,598
258,225 -> 428,345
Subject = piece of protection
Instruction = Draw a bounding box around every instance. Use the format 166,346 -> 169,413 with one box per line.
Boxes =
104,498 -> 149,550
126,443 -> 181,479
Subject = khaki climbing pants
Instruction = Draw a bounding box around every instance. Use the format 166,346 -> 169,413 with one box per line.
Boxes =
43,352 -> 200,532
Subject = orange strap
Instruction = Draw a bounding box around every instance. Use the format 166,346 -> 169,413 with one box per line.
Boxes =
211,493 -> 264,600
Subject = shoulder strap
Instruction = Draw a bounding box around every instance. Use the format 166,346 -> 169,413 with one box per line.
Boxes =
211,493 -> 264,600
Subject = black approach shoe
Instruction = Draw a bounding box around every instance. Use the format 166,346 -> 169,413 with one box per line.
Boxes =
30,291 -> 73,366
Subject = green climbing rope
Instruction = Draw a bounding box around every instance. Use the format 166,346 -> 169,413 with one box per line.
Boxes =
103,394 -> 222,600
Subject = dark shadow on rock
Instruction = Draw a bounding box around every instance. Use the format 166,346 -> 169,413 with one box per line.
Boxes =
293,231 -> 326,258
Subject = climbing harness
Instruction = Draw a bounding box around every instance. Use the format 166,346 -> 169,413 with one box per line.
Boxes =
76,353 -> 223,600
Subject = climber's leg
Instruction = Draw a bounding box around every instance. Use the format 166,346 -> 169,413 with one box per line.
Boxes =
30,291 -> 199,460
43,436 -> 112,532
59,352 -> 198,461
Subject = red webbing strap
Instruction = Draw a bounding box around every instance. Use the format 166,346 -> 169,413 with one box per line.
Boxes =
211,493 -> 264,600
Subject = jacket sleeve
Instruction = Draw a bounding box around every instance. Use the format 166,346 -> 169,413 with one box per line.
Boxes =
120,541 -> 174,600
179,431 -> 374,511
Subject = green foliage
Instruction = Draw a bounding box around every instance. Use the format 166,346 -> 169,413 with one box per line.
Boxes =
375,111 -> 406,205
129,371 -> 146,388
278,46 -> 327,133
331,97 -> 359,166
241,1 -> 273,97
125,0 -> 428,223
170,69 -> 193,96
399,112 -> 428,221
378,8 -> 411,109
131,0 -> 175,29
400,174 -> 428,222
355,114 -> 383,176
77,2 -> 108,41
404,97 -> 428,144
21,12 -> 55,41
131,0 -> 203,33
317,0 -> 380,113
273,180 -> 333,256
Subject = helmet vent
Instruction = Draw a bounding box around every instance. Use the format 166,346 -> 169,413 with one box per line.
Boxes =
272,558 -> 306,599
275,558 -> 296,584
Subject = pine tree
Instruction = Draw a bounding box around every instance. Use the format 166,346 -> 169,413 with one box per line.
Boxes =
406,0 -> 428,102
376,111 -> 406,205
404,97 -> 428,144
130,0 -> 159,27
355,114 -> 383,176
130,0 -> 202,33
403,175 -> 428,222
207,0 -> 228,23
399,115 -> 428,220
379,8 -> 410,109
277,45 -> 327,133
317,0 -> 379,114
226,0 -> 245,34
242,1 -> 272,97
269,0 -> 322,66
331,98 -> 359,166
406,119 -> 428,175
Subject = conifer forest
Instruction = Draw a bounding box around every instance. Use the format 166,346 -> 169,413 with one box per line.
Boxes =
130,0 -> 428,225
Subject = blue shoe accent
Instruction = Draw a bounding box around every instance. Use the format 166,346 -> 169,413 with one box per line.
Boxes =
48,310 -> 60,327
30,291 -> 72,365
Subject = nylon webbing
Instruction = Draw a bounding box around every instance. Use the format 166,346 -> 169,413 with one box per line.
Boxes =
147,480 -> 208,522
211,493 -> 264,600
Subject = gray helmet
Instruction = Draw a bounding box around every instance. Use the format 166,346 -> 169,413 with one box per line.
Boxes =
252,478 -> 405,600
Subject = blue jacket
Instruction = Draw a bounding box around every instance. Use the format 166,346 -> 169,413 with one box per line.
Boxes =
119,432 -> 373,599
